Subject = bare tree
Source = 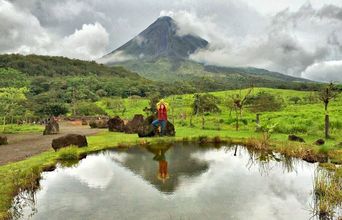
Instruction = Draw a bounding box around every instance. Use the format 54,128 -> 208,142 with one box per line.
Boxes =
318,83 -> 339,138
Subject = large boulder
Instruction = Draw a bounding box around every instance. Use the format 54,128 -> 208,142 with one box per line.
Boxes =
288,134 -> 305,143
89,119 -> 108,129
43,118 -> 59,135
0,136 -> 8,145
52,134 -> 88,151
108,116 -> 125,132
138,115 -> 175,137
124,114 -> 144,133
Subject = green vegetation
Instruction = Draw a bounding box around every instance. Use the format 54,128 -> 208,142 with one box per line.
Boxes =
57,147 -> 80,161
0,124 -> 43,134
118,57 -> 320,91
0,54 -> 197,120
94,87 -> 342,146
0,53 -> 340,219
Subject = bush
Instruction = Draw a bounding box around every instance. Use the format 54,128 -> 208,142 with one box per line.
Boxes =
247,91 -> 283,112
58,147 -> 79,161
74,101 -> 106,116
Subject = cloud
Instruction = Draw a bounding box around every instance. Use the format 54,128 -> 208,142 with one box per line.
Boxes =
98,50 -> 135,64
301,60 -> 342,82
188,4 -> 342,81
0,0 -> 51,54
0,0 -> 109,60
59,22 -> 109,60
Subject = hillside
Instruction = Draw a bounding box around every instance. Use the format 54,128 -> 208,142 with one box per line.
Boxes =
0,54 -> 196,117
118,57 -> 318,91
101,16 -> 315,91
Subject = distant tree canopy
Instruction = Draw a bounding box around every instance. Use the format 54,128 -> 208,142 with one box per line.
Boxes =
0,68 -> 29,88
192,93 -> 221,115
247,92 -> 284,112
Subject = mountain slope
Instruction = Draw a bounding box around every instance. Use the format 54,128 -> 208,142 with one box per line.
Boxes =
101,16 -> 314,90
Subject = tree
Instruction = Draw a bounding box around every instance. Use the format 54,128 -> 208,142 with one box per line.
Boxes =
192,94 -> 220,115
318,83 -> 339,138
0,87 -> 28,132
37,103 -> 69,117
228,88 -> 253,131
247,91 -> 283,113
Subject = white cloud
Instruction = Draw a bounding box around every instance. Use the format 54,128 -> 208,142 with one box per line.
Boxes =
98,50 -> 135,64
187,4 -> 342,80
301,60 -> 342,82
59,22 -> 109,60
0,0 -> 109,60
0,0 -> 51,54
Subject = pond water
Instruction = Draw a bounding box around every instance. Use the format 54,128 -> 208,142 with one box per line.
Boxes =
13,143 -> 322,220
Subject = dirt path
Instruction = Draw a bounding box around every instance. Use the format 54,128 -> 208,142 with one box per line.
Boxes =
0,122 -> 103,166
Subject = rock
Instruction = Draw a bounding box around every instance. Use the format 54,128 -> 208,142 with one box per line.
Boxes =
43,117 -> 59,135
0,136 -> 8,145
288,134 -> 305,143
124,114 -> 144,133
108,116 -> 125,132
81,118 -> 88,125
89,119 -> 108,128
52,134 -> 88,151
138,115 -> 175,137
314,139 -> 325,146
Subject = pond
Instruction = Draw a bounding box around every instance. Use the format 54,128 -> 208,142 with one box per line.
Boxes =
12,143 -> 325,220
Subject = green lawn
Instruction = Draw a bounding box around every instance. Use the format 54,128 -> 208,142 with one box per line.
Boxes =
97,87 -> 342,147
0,124 -> 44,134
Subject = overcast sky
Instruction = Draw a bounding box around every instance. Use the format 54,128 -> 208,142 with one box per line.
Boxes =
1,0 -> 342,82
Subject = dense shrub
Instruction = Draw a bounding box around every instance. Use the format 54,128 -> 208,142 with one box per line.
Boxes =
247,91 -> 284,112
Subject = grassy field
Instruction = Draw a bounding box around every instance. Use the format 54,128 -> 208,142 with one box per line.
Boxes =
98,87 -> 342,147
0,87 -> 341,219
0,124 -> 44,134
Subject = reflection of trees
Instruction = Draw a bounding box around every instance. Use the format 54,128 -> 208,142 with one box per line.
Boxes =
111,144 -> 210,194
243,147 -> 296,176
10,168 -> 41,219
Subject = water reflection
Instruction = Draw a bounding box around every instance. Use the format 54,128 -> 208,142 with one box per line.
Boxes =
12,143 -> 336,220
110,144 -> 209,193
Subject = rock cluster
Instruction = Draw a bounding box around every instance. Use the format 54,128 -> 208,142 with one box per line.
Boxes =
108,114 -> 175,137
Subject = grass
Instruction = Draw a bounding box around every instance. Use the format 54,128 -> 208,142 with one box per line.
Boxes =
0,87 -> 341,219
57,146 -> 79,161
313,169 -> 342,218
0,124 -> 44,134
96,87 -> 342,147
